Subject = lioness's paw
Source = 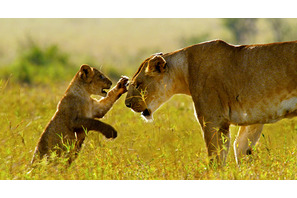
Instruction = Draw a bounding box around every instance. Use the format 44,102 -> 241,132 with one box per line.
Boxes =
116,76 -> 129,94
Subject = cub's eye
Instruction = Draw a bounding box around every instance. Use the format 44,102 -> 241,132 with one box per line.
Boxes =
100,75 -> 105,80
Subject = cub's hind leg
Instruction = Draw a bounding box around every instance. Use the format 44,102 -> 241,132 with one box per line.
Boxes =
234,124 -> 264,164
67,119 -> 117,164
74,130 -> 87,154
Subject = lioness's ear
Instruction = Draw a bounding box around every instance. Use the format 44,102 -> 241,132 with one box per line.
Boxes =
145,56 -> 167,76
80,64 -> 94,82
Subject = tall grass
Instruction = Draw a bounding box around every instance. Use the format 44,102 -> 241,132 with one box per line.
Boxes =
1,79 -> 297,179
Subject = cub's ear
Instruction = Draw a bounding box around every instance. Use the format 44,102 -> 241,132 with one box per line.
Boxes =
145,55 -> 167,76
79,64 -> 94,82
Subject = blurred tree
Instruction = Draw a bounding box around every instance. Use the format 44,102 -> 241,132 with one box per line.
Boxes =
268,18 -> 291,42
222,18 -> 258,44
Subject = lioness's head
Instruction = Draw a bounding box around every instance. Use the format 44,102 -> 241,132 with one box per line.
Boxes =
125,54 -> 173,120
79,64 -> 112,97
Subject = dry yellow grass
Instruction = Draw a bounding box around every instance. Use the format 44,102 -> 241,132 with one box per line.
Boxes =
1,80 -> 297,180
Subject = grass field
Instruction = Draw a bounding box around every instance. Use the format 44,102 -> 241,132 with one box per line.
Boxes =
1,80 -> 297,180
1,19 -> 297,180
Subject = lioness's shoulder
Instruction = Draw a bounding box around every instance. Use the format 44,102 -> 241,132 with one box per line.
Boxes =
186,40 -> 235,50
196,39 -> 231,47
182,40 -> 237,56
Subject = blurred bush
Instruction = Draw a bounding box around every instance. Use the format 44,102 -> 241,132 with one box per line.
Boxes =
0,38 -> 77,84
0,37 -> 126,85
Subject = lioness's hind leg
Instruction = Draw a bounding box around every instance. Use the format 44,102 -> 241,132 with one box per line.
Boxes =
234,124 -> 263,164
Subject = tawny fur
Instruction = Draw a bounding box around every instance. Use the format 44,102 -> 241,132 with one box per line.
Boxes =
31,64 -> 128,164
125,40 -> 297,165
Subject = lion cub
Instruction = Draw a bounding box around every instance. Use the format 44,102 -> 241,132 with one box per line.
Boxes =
31,64 -> 128,164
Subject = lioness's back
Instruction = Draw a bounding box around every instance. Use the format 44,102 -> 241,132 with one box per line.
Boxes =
184,40 -> 297,124
186,40 -> 297,90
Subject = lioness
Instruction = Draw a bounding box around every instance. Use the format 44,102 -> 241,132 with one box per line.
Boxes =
125,40 -> 297,165
32,64 -> 128,164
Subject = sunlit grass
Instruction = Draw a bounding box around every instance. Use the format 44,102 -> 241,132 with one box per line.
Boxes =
1,81 -> 297,179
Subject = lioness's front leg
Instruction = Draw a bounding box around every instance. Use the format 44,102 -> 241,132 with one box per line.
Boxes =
234,124 -> 263,164
199,117 -> 231,166
74,118 -> 118,139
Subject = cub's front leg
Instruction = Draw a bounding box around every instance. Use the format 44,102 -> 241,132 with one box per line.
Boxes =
93,76 -> 129,118
74,118 -> 118,139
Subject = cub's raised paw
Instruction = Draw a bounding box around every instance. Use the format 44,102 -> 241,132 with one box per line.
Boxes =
116,76 -> 129,94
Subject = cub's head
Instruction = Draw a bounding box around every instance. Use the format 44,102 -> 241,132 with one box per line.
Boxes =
79,64 -> 112,97
125,54 -> 172,120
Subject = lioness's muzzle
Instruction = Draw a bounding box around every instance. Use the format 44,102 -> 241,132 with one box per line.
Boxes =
142,109 -> 151,117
